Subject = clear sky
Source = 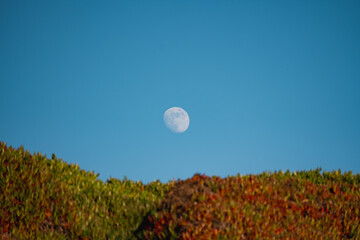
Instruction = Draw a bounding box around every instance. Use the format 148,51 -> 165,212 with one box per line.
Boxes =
1,1 -> 359,183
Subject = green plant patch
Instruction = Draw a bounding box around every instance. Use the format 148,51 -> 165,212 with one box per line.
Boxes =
0,143 -> 171,239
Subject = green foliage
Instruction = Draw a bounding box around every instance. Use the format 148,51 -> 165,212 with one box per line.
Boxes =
1,142 -> 359,239
0,143 -> 171,239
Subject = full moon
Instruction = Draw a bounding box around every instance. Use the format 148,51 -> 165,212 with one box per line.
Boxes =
163,107 -> 190,133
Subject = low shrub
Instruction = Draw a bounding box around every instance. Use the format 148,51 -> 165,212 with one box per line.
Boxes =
1,143 -> 359,239
136,172 -> 360,239
0,142 -> 171,239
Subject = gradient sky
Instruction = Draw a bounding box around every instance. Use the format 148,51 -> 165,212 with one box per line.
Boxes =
1,1 -> 359,183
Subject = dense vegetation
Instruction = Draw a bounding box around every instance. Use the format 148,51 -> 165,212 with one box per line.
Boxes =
1,142 -> 359,239
0,143 -> 173,239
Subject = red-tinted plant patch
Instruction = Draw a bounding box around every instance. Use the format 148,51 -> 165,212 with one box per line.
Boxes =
136,172 -> 360,239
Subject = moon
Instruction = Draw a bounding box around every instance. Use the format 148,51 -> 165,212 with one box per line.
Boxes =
163,107 -> 190,133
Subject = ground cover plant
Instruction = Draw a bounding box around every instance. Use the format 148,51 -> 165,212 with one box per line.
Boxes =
1,142 -> 359,239
136,172 -> 360,239
0,143 -> 172,239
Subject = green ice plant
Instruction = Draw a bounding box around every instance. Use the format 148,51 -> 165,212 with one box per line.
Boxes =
0,143 -> 171,239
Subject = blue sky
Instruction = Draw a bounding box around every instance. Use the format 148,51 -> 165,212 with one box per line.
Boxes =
1,1 -> 359,183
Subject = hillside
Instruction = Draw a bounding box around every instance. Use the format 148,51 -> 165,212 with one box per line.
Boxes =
1,142 -> 359,239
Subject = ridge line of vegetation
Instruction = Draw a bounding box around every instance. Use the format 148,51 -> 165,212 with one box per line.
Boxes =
1,142 -> 359,239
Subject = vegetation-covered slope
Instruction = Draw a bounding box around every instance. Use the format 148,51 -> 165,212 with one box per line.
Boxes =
0,143 -> 172,239
136,172 -> 360,239
1,142 -> 359,239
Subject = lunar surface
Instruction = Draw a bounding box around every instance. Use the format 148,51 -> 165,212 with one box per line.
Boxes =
163,107 -> 190,133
